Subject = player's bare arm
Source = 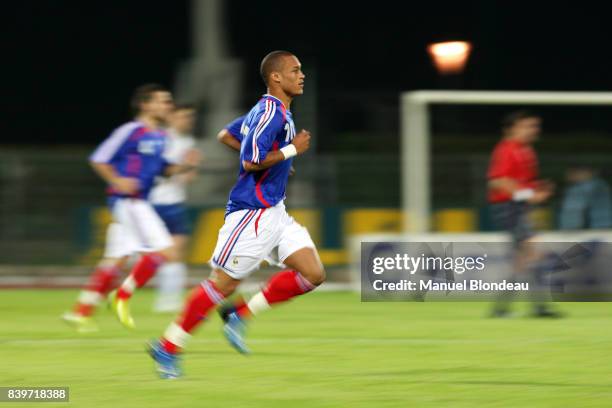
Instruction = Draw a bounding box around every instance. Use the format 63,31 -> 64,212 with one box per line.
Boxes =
243,129 -> 310,172
217,129 -> 242,151
164,148 -> 202,177
164,164 -> 199,177
90,162 -> 140,194
177,148 -> 202,183
220,126 -> 297,175
489,177 -> 552,204
488,177 -> 519,195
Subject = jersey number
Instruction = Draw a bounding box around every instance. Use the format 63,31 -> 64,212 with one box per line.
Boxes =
284,122 -> 296,143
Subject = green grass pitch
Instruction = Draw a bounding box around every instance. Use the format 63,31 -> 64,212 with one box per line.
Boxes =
1,290 -> 612,407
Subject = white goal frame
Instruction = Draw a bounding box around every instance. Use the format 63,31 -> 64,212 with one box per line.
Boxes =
401,90 -> 612,232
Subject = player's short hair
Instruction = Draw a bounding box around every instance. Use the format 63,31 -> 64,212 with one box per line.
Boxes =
260,50 -> 295,86
501,110 -> 540,130
130,83 -> 169,115
173,102 -> 196,112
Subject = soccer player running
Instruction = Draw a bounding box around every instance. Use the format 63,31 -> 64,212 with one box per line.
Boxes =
148,51 -> 325,379
64,84 -> 199,331
487,110 -> 560,318
150,104 -> 201,312
218,115 -> 291,272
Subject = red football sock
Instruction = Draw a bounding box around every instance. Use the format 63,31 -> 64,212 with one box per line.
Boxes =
161,280 -> 224,353
74,265 -> 120,316
89,265 -> 120,293
233,298 -> 250,318
263,269 -> 316,305
232,271 -> 316,319
178,281 -> 223,332
75,303 -> 95,317
160,338 -> 179,354
117,253 -> 166,300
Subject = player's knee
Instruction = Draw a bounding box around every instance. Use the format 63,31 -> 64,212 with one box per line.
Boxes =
209,274 -> 238,297
210,269 -> 241,297
314,266 -> 326,286
174,247 -> 185,262
98,257 -> 124,269
302,264 -> 326,287
217,284 -> 237,297
159,246 -> 178,262
172,237 -> 188,262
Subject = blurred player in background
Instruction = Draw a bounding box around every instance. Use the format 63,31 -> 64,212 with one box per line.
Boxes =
148,51 -> 325,379
150,103 -> 201,312
63,84 -> 199,331
487,110 -> 561,318
62,223 -> 128,332
559,165 -> 612,230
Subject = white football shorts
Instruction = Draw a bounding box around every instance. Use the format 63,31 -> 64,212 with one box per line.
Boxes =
103,198 -> 173,258
210,201 -> 316,279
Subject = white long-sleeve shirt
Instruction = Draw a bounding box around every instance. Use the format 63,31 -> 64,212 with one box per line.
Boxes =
149,129 -> 196,205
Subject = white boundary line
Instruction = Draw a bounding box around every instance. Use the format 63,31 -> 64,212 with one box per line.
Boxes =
0,277 -> 354,292
2,337 -> 564,346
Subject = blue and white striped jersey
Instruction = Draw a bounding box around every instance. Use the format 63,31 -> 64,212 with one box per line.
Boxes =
226,95 -> 296,215
90,121 -> 170,199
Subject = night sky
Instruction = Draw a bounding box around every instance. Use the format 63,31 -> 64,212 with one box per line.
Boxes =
5,1 -> 612,148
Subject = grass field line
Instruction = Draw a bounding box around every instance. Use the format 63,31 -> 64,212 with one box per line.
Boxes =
2,336 -> 565,346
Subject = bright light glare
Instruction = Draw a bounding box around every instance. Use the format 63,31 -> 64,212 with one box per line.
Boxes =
427,41 -> 472,75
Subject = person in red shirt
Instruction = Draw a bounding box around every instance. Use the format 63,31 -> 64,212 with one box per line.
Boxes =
487,110 -> 561,318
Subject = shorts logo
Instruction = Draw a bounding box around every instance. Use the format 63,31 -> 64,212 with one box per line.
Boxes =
216,210 -> 257,267
232,257 -> 239,266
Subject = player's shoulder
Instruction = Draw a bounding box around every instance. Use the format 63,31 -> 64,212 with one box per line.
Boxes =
492,138 -> 513,153
103,121 -> 144,144
227,115 -> 246,127
253,96 -> 286,123
225,115 -> 246,135
166,128 -> 190,142
180,135 -> 197,149
113,120 -> 143,134
241,96 -> 286,136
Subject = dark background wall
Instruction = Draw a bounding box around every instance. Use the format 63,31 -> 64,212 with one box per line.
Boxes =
5,1 -> 612,148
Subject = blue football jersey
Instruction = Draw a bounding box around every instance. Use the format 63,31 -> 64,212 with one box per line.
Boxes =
225,115 -> 246,142
226,95 -> 296,214
90,121 -> 170,199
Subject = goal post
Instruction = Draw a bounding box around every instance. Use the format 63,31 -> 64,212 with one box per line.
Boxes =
401,90 -> 612,233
